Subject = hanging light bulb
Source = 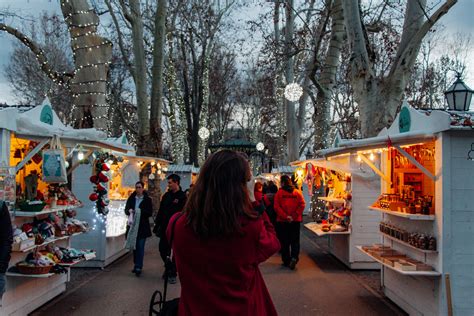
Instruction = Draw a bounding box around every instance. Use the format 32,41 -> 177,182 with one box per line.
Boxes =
356,155 -> 362,162
284,83 -> 303,102
369,152 -> 375,161
77,146 -> 84,160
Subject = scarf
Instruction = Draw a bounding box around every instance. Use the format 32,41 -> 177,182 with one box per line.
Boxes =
125,208 -> 141,250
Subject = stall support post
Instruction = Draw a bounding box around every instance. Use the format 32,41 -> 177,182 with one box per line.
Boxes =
0,129 -> 10,166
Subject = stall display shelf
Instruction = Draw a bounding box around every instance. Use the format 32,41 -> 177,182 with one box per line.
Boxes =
381,232 -> 438,254
5,271 -> 56,278
58,260 -> 83,267
14,236 -> 69,253
304,222 -> 351,237
13,231 -> 86,253
318,197 -> 345,204
356,246 -> 440,276
13,205 -> 81,217
369,206 -> 435,220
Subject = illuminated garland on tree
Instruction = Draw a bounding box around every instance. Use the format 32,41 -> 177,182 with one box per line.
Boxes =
198,55 -> 211,165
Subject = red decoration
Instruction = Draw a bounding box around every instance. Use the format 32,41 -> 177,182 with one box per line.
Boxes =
89,193 -> 99,201
100,199 -> 109,207
463,118 -> 472,126
32,153 -> 42,164
97,183 -> 107,192
98,172 -> 109,183
90,175 -> 99,184
101,163 -> 110,172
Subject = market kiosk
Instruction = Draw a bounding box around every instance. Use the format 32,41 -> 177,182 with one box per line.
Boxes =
320,103 -> 473,315
71,146 -> 169,268
292,155 -> 381,269
0,103 -> 125,316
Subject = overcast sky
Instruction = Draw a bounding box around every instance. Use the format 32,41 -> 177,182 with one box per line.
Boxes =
0,0 -> 473,104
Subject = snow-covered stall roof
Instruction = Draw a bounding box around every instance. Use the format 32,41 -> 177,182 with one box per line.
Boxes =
0,99 -> 130,152
271,166 -> 296,174
167,164 -> 200,174
316,102 -> 470,158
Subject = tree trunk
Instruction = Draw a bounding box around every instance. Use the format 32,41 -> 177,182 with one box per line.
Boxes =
149,0 -> 167,157
313,0 -> 344,150
2,0 -> 112,129
285,0 -> 299,163
128,0 -> 150,155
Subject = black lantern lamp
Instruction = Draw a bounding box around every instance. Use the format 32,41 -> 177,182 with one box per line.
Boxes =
305,148 -> 313,159
444,74 -> 474,111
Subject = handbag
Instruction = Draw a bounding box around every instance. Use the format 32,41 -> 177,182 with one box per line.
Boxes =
149,213 -> 183,316
42,135 -> 67,183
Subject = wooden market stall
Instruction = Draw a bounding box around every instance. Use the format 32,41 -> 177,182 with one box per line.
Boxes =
320,102 -> 474,315
292,155 -> 381,269
0,102 -> 124,316
71,142 -> 170,268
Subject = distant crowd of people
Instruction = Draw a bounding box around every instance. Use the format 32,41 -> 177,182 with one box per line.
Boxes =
122,150 -> 307,314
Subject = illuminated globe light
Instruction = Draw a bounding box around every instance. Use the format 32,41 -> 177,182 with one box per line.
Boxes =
198,127 -> 210,140
284,83 -> 303,102
256,142 -> 265,152
77,151 -> 84,160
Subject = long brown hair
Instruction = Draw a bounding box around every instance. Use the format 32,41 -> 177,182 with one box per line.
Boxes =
184,150 -> 256,238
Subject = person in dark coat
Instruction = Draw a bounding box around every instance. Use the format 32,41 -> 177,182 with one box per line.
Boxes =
154,174 -> 186,284
167,150 -> 280,316
125,181 -> 153,276
0,201 -> 13,301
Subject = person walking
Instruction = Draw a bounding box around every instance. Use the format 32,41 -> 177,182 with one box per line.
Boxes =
167,150 -> 280,316
124,181 -> 153,277
154,174 -> 186,284
0,201 -> 13,304
274,175 -> 305,270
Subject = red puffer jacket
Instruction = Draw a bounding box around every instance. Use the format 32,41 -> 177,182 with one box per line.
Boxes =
274,188 -> 305,222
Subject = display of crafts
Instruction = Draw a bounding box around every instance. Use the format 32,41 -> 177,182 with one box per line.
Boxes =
12,245 -> 95,275
11,210 -> 89,250
314,171 -> 352,233
46,184 -> 83,208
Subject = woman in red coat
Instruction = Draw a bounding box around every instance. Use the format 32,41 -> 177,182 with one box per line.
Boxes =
274,175 -> 305,270
167,150 -> 280,316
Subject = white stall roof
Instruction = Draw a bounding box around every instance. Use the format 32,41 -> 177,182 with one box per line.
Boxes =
0,99 -> 131,152
167,164 -> 200,173
291,157 -> 375,179
316,102 -> 472,158
271,166 -> 296,174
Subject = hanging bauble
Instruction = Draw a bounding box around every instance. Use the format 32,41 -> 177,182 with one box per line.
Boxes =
97,183 -> 107,192
284,83 -> 303,102
89,193 -> 99,201
90,175 -> 99,184
101,163 -> 110,172
149,173 -> 156,180
98,172 -> 109,183
100,199 -> 109,207
198,127 -> 210,140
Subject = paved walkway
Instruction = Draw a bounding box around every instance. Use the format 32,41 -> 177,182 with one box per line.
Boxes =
31,231 -> 405,316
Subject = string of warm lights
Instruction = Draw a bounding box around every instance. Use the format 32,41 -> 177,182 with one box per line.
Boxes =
198,55 -> 211,165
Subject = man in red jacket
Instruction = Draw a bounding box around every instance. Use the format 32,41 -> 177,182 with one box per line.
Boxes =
274,175 -> 306,270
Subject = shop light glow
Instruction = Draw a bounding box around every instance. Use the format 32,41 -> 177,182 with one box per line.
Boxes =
357,155 -> 362,162
369,152 -> 375,161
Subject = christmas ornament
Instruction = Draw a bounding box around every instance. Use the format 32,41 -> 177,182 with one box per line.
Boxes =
101,163 -> 110,171
98,172 -> 109,183
284,83 -> 303,102
89,193 -> 99,201
97,183 -> 107,192
90,175 -> 99,184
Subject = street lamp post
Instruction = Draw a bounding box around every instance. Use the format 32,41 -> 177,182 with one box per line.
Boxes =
444,74 -> 474,111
